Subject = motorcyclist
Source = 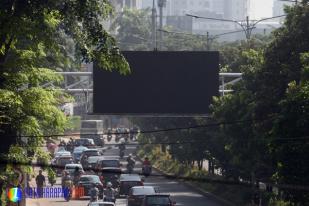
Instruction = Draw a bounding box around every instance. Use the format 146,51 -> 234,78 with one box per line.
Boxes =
72,166 -> 82,186
143,157 -> 151,166
89,183 -> 99,202
126,154 -> 135,173
119,138 -> 126,150
81,154 -> 88,168
103,182 -> 116,203
142,157 -> 152,176
61,171 -> 72,200
119,139 -> 126,158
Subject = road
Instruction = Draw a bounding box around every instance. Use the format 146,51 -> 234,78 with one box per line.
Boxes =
26,138 -> 224,206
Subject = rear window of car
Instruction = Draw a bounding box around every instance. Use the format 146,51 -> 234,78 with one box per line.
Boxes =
80,176 -> 100,182
84,150 -> 99,156
132,187 -> 155,195
122,181 -> 143,187
146,196 -> 170,205
58,158 -> 73,165
100,160 -> 120,167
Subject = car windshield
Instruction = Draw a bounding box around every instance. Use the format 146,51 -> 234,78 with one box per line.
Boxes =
73,146 -> 87,153
132,187 -> 155,195
146,196 -> 170,205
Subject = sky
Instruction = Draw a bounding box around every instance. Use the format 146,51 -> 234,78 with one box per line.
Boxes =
250,0 -> 274,19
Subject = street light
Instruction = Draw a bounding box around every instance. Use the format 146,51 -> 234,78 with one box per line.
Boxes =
186,14 -> 286,41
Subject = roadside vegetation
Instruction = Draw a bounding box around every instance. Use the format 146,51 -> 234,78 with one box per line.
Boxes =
134,2 -> 309,205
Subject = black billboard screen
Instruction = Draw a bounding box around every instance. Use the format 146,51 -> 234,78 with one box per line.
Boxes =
93,51 -> 219,115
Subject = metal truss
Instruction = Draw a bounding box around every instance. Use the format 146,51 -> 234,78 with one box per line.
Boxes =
52,72 -> 242,96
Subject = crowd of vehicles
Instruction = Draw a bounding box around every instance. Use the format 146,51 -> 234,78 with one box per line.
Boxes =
47,125 -> 175,205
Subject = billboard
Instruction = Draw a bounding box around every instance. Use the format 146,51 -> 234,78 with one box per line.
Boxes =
93,51 -> 219,115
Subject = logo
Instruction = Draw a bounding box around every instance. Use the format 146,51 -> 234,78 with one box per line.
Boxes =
7,187 -> 22,202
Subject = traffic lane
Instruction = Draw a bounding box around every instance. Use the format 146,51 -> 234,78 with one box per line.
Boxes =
144,175 -> 223,206
104,145 -> 224,206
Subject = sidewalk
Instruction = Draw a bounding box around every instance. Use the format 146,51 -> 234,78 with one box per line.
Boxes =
25,166 -> 56,206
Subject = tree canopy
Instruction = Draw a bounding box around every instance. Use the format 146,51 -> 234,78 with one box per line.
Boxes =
0,1 -> 129,204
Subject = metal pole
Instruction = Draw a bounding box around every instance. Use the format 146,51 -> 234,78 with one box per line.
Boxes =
159,5 -> 163,50
152,0 -> 157,50
246,16 -> 250,40
206,32 -> 210,51
221,76 -> 225,96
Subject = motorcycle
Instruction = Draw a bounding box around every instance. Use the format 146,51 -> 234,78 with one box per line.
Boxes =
142,165 -> 152,177
103,196 -> 116,203
119,149 -> 125,159
127,163 -> 134,174
107,135 -> 112,142
63,180 -> 72,201
90,195 -> 98,202
64,188 -> 71,201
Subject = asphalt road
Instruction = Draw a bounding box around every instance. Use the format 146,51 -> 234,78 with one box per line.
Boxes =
27,137 -> 224,206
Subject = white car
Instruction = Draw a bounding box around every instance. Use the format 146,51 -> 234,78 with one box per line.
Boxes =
54,150 -> 71,158
87,201 -> 115,206
64,163 -> 84,176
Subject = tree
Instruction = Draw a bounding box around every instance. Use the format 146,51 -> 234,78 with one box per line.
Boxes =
210,1 -> 309,204
111,8 -> 152,50
0,0 -> 129,204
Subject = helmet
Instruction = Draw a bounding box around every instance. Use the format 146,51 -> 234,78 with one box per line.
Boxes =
120,138 -> 125,144
107,182 -> 112,188
129,153 -> 132,157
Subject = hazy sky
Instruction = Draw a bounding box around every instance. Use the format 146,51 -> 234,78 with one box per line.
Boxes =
250,0 -> 274,19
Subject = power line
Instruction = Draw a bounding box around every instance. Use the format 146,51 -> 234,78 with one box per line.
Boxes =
5,117 -> 275,138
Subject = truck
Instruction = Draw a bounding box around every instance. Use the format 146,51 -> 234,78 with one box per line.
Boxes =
80,120 -> 104,146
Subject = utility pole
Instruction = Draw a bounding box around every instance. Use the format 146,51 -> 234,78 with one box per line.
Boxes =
157,0 -> 167,50
152,0 -> 157,50
206,31 -> 210,51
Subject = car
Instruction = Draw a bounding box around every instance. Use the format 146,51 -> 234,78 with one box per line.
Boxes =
118,174 -> 144,196
74,138 -> 95,148
64,163 -> 84,176
95,156 -> 121,172
87,201 -> 115,206
87,156 -> 105,170
80,149 -> 102,169
53,155 -> 74,176
141,194 -> 176,206
54,150 -> 71,158
99,167 -> 122,188
127,186 -> 156,206
77,175 -> 104,197
73,146 -> 88,162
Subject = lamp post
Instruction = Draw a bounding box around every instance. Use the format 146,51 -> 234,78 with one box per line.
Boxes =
186,14 -> 286,42
151,0 -> 157,50
157,0 -> 167,50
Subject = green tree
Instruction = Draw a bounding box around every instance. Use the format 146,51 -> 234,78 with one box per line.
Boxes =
111,8 -> 152,50
210,2 -> 309,204
0,0 -> 129,204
